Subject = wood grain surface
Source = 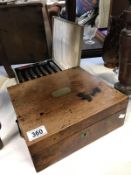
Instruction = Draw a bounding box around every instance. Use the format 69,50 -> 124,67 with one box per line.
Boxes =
8,67 -> 128,171
53,17 -> 83,70
0,2 -> 50,65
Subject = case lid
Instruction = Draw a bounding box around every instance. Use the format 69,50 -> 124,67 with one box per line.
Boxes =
52,17 -> 83,70
0,2 -> 51,64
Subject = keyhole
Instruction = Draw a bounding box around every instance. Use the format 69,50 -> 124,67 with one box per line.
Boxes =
81,132 -> 88,139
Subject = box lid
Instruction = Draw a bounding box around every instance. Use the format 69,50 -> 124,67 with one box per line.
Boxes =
8,67 -> 128,148
52,17 -> 83,70
0,2 -> 51,64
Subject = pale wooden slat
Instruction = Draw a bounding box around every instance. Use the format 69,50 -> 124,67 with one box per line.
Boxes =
53,17 -> 83,70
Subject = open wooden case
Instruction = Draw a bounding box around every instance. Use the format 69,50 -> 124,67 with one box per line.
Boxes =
0,1 -> 52,77
14,16 -> 83,82
8,17 -> 128,172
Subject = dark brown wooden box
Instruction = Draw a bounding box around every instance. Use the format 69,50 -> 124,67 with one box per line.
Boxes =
0,2 -> 52,77
0,2 -> 51,64
8,67 -> 128,172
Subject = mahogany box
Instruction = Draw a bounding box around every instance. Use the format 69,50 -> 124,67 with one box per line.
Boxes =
8,18 -> 128,172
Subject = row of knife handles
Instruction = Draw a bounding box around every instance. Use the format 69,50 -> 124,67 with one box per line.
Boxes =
15,60 -> 62,83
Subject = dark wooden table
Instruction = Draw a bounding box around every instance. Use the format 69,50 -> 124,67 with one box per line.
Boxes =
82,37 -> 103,58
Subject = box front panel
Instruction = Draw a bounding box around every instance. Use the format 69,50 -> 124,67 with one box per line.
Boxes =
30,109 -> 126,172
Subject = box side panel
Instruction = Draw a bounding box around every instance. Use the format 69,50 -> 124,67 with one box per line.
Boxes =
0,3 -> 50,64
30,109 -> 126,172
27,98 -> 128,151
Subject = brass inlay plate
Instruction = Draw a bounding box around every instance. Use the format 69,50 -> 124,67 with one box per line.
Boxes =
52,87 -> 71,98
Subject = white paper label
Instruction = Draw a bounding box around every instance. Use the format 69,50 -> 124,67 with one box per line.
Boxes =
27,126 -> 47,141
119,114 -> 125,119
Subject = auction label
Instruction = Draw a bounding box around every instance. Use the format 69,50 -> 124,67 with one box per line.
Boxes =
27,126 -> 47,141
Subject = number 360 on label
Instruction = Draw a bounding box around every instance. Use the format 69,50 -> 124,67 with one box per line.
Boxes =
26,126 -> 48,141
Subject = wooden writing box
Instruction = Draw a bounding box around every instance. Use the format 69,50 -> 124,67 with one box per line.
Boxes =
8,18 -> 128,172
